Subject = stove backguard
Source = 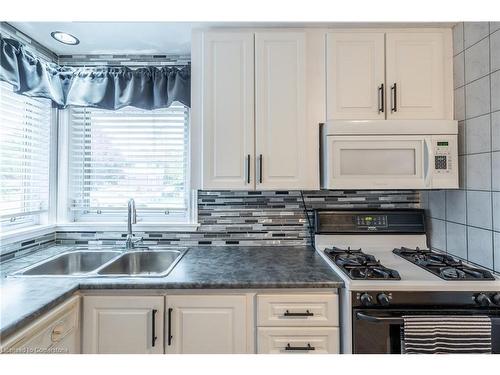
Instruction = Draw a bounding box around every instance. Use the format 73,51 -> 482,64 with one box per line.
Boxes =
314,209 -> 426,235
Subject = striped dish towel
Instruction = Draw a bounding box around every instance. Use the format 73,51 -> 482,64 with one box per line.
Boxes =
403,315 -> 492,354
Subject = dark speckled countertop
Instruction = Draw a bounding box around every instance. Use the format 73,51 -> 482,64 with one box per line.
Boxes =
0,245 -> 343,338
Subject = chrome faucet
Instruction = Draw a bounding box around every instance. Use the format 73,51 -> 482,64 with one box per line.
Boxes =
125,198 -> 142,249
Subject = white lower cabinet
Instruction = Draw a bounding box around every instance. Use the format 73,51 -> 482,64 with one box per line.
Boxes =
256,293 -> 339,354
1,295 -> 80,354
82,295 -> 164,354
165,294 -> 250,354
75,290 -> 339,354
258,327 -> 339,354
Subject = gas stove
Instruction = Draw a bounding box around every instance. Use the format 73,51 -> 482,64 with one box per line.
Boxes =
393,247 -> 495,281
324,247 -> 400,280
314,209 -> 500,290
313,209 -> 500,354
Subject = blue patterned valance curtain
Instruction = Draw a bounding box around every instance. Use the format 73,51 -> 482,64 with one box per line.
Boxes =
0,36 -> 190,109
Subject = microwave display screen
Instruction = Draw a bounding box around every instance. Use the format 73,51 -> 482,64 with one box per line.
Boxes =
437,141 -> 449,146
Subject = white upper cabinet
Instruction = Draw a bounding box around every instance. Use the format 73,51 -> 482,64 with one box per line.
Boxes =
255,32 -> 314,190
326,30 -> 452,121
326,33 -> 385,120
385,32 -> 450,119
200,32 -> 255,190
193,29 -> 321,190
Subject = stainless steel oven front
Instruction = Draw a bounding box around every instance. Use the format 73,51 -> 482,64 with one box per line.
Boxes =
351,291 -> 500,354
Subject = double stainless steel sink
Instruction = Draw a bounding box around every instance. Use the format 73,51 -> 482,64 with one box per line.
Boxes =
10,247 -> 187,278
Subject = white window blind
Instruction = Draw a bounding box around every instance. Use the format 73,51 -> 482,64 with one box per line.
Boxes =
0,82 -> 52,231
69,105 -> 189,222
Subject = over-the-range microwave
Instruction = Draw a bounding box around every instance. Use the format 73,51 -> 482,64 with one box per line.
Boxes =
320,120 -> 459,190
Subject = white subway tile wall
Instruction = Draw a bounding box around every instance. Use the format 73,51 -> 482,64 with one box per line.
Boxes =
424,22 -> 500,272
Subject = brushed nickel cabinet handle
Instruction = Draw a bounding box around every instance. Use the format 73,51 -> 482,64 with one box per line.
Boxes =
378,83 -> 385,113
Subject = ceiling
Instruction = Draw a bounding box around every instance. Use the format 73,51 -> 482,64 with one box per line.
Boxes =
9,22 -> 456,56
9,22 -> 193,55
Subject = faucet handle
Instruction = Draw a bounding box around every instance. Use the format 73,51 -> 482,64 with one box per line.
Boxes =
132,236 -> 143,244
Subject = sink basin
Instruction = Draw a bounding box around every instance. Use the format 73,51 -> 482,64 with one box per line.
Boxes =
96,250 -> 186,277
12,250 -> 121,276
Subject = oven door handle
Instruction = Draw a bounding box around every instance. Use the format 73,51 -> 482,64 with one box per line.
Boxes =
356,312 -> 404,325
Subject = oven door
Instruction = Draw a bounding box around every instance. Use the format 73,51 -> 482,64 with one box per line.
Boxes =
324,135 -> 431,190
352,309 -> 500,354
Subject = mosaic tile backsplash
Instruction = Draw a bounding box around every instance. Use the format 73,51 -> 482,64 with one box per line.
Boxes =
1,190 -> 420,260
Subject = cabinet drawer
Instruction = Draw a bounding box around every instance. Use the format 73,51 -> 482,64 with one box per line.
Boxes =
257,294 -> 338,327
257,327 -> 339,354
2,296 -> 79,354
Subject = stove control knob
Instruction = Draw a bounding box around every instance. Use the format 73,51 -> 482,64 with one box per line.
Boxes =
475,293 -> 492,307
360,293 -> 373,306
377,293 -> 390,306
492,293 -> 500,306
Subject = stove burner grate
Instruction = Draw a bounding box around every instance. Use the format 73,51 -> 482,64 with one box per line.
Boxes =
324,247 -> 401,280
393,247 -> 495,281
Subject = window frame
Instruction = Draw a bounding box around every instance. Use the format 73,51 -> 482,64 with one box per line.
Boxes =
0,83 -> 58,238
0,98 -> 198,243
57,107 -> 198,231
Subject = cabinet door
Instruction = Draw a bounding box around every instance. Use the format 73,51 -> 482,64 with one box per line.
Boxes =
165,295 -> 249,354
201,32 -> 255,189
326,32 -> 385,120
255,32 -> 315,189
82,296 -> 164,354
386,32 -> 448,119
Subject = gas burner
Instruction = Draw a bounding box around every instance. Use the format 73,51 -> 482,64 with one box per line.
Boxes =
393,247 -> 495,281
349,266 -> 400,280
336,253 -> 370,267
324,246 -> 362,255
324,247 -> 400,280
440,267 -> 467,280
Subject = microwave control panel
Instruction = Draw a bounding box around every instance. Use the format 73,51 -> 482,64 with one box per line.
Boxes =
430,135 -> 458,189
433,140 -> 453,173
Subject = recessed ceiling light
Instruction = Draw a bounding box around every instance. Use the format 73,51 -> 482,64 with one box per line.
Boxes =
50,31 -> 80,45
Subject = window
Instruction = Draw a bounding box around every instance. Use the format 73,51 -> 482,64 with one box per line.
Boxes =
68,105 -> 190,223
0,82 -> 53,232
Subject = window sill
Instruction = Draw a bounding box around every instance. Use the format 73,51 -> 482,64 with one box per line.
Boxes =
0,224 -> 56,246
54,222 -> 200,233
0,222 -> 200,247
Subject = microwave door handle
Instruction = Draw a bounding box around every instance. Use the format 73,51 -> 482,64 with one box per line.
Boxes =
423,139 -> 432,188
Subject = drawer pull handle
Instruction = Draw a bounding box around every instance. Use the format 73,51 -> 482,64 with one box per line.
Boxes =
283,309 -> 314,317
285,343 -> 315,351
